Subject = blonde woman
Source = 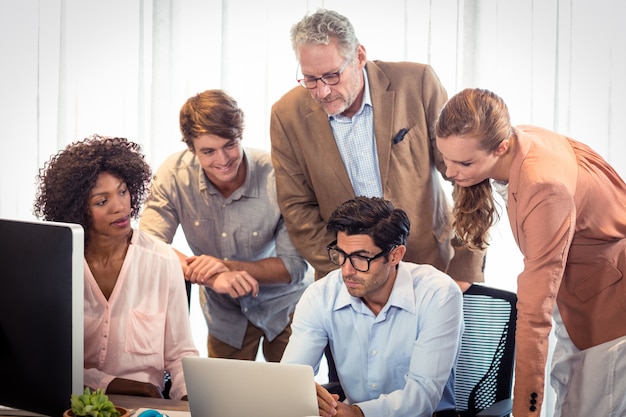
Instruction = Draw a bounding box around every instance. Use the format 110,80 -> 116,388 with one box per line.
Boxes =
435,88 -> 626,417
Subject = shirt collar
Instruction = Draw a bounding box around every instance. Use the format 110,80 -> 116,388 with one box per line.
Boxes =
334,262 -> 416,315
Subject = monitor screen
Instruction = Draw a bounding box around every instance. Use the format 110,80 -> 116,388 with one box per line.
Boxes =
0,218 -> 84,416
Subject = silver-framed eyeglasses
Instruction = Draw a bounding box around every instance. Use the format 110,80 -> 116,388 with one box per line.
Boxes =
326,240 -> 396,272
296,58 -> 351,89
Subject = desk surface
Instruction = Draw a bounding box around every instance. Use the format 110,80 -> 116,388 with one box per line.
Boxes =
109,394 -> 189,411
0,395 -> 189,417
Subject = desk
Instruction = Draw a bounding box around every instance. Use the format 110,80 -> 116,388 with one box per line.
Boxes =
108,395 -> 189,412
0,395 -> 189,417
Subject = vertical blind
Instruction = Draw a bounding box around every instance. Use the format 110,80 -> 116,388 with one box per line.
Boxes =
2,0 -> 624,218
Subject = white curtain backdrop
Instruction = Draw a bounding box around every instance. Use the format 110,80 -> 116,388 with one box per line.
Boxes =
2,1 -> 625,414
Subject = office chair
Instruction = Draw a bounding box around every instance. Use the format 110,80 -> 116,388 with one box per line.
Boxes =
455,284 -> 517,417
322,284 -> 517,417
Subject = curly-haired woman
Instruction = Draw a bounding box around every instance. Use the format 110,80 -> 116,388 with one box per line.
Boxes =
34,135 -> 198,400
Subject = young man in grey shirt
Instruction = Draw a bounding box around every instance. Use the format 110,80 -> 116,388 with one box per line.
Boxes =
140,89 -> 308,361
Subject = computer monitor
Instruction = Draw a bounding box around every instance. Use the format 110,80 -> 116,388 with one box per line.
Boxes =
0,218 -> 84,416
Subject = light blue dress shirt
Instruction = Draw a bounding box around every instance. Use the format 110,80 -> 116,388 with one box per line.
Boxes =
281,261 -> 463,417
330,69 -> 383,198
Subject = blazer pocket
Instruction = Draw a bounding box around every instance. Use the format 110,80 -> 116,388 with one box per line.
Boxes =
569,262 -> 622,303
125,308 -> 166,355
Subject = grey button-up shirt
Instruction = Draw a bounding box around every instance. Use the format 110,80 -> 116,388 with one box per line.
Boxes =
140,147 -> 309,348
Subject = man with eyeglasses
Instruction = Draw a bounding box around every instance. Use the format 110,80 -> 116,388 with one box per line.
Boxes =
270,9 -> 485,289
281,197 -> 463,417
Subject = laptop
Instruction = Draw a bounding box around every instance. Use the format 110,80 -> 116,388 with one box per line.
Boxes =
182,357 -> 320,417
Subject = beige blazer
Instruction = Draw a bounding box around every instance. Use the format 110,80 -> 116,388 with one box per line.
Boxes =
270,60 -> 484,281
508,126 -> 626,416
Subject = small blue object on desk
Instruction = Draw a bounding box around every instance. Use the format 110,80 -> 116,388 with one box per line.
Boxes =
137,410 -> 169,417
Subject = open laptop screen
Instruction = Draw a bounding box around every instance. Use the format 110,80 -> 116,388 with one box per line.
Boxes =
182,356 -> 319,417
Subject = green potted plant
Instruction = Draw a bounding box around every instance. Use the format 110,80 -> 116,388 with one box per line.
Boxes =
63,387 -> 130,417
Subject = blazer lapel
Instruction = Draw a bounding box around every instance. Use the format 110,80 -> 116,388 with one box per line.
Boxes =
304,95 -> 354,195
367,62 -> 394,189
507,129 -> 530,247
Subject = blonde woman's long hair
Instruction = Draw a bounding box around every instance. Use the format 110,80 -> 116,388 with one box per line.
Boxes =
435,88 -> 513,250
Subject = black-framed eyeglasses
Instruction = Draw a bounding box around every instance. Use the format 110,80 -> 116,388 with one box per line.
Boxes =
296,58 -> 351,89
326,240 -> 396,272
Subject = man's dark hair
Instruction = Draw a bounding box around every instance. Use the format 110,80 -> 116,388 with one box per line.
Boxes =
326,196 -> 410,252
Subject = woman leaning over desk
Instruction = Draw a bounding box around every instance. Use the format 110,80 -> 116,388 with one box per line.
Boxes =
34,135 -> 198,400
434,88 -> 626,417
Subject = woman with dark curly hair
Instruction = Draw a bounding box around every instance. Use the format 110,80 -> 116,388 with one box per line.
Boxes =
34,135 -> 198,400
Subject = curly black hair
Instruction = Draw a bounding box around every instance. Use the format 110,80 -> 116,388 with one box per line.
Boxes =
33,135 -> 152,246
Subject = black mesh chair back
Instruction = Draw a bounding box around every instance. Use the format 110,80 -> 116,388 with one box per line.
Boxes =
455,284 -> 517,417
